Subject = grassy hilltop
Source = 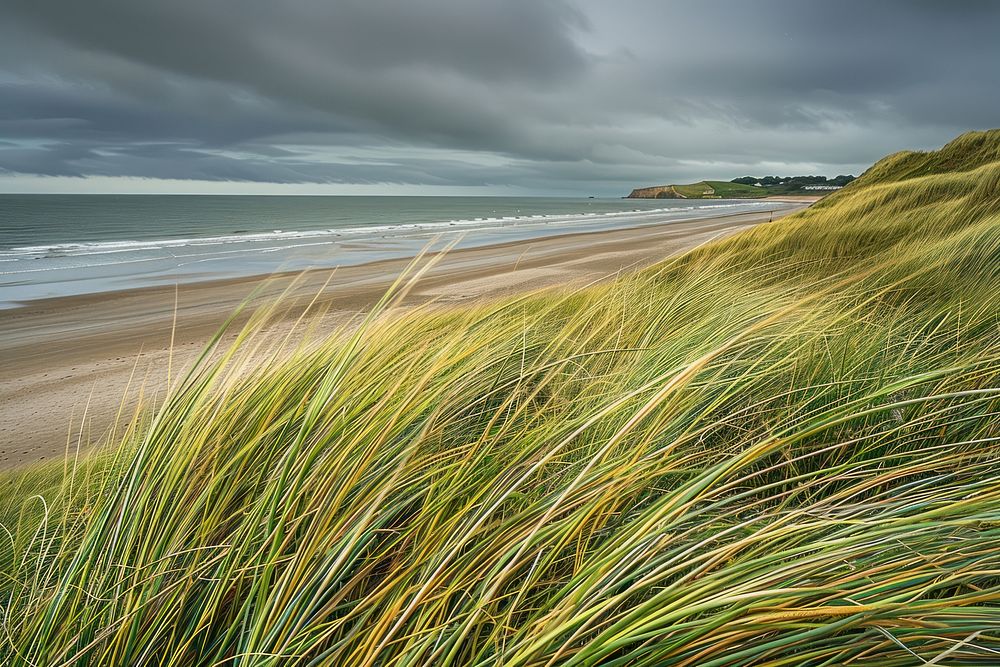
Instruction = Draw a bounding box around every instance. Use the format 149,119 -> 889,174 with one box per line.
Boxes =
627,180 -> 766,199
3,130 -> 1000,665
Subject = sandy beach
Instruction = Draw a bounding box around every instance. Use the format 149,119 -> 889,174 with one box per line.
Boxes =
0,205 -> 808,469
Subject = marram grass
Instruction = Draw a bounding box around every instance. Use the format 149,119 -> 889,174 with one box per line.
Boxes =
3,131 -> 1000,665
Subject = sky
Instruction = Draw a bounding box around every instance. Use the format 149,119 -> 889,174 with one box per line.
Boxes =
1,0 -> 998,196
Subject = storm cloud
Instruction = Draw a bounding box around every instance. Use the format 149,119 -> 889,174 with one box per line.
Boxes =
1,0 -> 998,194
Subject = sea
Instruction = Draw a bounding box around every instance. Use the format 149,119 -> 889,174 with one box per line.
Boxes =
0,195 -> 788,308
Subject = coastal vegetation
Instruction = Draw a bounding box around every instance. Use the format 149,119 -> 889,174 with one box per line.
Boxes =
627,180 -> 764,199
628,175 -> 855,199
732,174 -> 856,195
2,130 -> 1000,665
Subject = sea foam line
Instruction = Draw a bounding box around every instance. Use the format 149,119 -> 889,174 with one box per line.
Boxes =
1,201 -> 769,261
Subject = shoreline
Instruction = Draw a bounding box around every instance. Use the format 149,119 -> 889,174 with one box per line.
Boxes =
0,198 -> 795,309
0,201 -> 800,313
0,205 -> 807,469
1,205 -> 795,316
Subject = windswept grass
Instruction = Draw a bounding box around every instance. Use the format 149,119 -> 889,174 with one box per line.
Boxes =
844,128 -> 1000,188
2,132 -> 1000,665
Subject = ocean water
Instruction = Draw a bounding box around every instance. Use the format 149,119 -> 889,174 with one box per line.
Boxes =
0,195 -> 787,307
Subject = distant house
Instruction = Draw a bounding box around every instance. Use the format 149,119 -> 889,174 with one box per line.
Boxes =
803,185 -> 842,190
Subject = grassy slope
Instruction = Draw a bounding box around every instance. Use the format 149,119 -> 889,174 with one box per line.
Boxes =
670,181 -> 714,198
853,128 -> 1000,187
703,180 -> 767,198
3,132 -> 1000,665
654,180 -> 766,198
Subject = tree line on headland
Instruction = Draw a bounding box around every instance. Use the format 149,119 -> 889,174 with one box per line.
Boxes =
627,174 -> 856,198
731,173 -> 856,190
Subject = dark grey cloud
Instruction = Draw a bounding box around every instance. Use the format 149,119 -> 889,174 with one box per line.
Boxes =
0,0 -> 998,194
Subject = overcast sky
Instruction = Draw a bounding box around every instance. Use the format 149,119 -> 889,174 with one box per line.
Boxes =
1,0 -> 998,195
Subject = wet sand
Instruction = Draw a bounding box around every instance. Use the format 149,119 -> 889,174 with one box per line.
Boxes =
0,206 -> 807,469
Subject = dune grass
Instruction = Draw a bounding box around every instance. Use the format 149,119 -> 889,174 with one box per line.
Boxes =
853,129 -> 1000,187
2,133 -> 1000,665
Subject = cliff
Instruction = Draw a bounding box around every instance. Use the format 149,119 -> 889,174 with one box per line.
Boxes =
627,185 -> 681,198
